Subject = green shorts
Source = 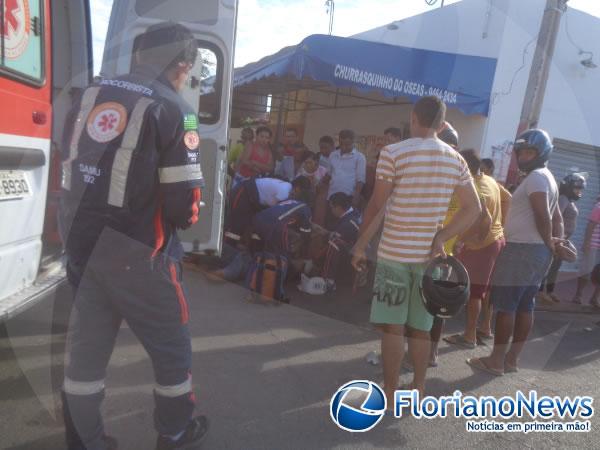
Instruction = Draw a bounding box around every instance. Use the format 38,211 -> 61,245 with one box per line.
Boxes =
369,259 -> 434,332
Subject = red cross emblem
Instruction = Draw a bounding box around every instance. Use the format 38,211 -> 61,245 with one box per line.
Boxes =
3,0 -> 21,37
98,113 -> 118,132
86,102 -> 128,143
2,0 -> 30,59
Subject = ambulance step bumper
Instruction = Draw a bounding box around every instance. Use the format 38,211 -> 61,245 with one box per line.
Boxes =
0,263 -> 67,322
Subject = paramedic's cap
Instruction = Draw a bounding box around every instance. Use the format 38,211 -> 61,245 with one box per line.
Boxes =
438,121 -> 459,148
136,22 -> 198,72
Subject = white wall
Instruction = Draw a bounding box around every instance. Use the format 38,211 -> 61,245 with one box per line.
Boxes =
353,0 -> 548,179
539,8 -> 600,148
353,0 -> 600,180
354,0 -> 510,59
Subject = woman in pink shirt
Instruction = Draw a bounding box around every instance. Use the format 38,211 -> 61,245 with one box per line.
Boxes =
234,126 -> 274,188
572,195 -> 600,307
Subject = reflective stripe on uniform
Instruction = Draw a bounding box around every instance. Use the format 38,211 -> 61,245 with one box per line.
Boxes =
277,203 -> 305,221
62,87 -> 101,190
108,97 -> 155,207
159,164 -> 203,184
154,378 -> 192,398
224,231 -> 241,241
63,377 -> 105,396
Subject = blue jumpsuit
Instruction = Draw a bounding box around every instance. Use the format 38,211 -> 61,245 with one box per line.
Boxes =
59,64 -> 204,449
322,208 -> 362,281
252,199 -> 312,256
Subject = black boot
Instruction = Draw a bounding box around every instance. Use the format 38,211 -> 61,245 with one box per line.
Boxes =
155,416 -> 209,450
62,390 -> 117,450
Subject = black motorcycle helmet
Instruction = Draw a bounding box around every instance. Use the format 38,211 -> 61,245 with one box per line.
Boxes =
559,172 -> 587,202
438,122 -> 459,149
420,256 -> 470,319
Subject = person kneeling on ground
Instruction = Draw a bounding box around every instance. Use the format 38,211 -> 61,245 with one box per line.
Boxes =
216,177 -> 312,281
313,192 -> 362,288
224,176 -> 312,248
252,180 -> 313,258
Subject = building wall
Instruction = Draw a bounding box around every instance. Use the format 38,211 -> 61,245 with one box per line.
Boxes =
303,102 -> 486,155
538,8 -> 600,149
353,0 -> 600,180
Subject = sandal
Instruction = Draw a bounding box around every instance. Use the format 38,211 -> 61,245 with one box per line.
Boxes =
476,329 -> 494,340
466,357 -> 504,376
548,293 -> 561,303
443,334 -> 476,349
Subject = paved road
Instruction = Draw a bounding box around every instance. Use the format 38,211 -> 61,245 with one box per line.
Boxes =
0,269 -> 599,449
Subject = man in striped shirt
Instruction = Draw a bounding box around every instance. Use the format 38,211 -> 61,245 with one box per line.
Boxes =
352,96 -> 480,403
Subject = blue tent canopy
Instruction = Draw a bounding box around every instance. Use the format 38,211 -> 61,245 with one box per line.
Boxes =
234,34 -> 497,116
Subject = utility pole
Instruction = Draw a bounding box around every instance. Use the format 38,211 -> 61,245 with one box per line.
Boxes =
506,0 -> 568,183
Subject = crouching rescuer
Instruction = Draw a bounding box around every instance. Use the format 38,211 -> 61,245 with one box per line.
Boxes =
59,23 -> 208,450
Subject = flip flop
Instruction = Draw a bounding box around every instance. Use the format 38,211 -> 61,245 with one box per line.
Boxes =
476,329 -> 494,340
504,364 -> 518,373
476,336 -> 488,347
466,357 -> 504,376
443,334 -> 477,349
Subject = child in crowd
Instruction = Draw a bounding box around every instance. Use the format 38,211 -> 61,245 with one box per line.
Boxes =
296,152 -> 328,189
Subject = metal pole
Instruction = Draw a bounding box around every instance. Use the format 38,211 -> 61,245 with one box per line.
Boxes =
519,0 -> 568,129
326,0 -> 335,35
506,0 -> 568,183
274,80 -> 287,149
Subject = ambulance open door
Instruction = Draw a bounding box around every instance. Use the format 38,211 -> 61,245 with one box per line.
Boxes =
102,0 -> 238,255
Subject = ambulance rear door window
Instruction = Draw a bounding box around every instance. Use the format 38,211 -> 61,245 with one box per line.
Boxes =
0,0 -> 44,84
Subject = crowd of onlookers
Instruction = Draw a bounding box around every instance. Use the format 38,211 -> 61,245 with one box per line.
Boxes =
204,96 -> 598,401
216,124 -> 372,290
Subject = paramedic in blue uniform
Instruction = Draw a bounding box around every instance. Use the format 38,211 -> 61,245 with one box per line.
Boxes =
59,23 -> 208,450
251,180 -> 313,257
322,192 -> 362,282
224,176 -> 312,246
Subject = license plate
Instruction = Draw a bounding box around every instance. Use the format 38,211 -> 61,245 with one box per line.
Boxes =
0,171 -> 31,201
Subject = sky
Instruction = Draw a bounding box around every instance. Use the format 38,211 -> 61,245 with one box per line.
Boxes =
90,0 -> 600,74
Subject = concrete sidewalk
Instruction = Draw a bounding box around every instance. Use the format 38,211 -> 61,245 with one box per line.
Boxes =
536,271 -> 600,313
1,269 -> 599,449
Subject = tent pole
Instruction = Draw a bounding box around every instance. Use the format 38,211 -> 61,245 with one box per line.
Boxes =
274,80 -> 287,148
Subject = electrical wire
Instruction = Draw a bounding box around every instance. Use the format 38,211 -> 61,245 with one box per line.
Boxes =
491,31 -> 540,105
563,7 -> 584,53
563,6 -> 594,61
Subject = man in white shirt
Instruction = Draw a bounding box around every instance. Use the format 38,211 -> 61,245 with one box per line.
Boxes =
327,129 -> 366,207
467,129 -> 564,376
224,177 -> 311,244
